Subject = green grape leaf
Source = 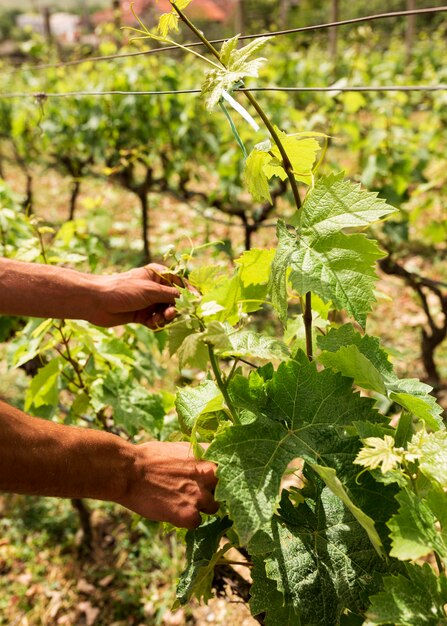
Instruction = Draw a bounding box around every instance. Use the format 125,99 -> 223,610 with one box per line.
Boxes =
289,229 -> 384,328
220,329 -> 290,360
177,332 -> 209,370
200,274 -> 268,325
365,563 -> 447,626
176,516 -> 232,605
202,36 -> 271,110
158,12 -> 180,37
25,357 -> 62,411
157,1 -> 193,37
206,352 -> 388,543
354,435 -> 404,474
311,464 -> 384,556
389,378 -> 444,431
219,35 -> 239,67
250,557 -> 300,626
271,174 -> 396,327
319,344 -> 387,394
188,265 -> 227,294
91,372 -> 165,436
408,429 -> 447,487
225,36 -> 272,72
263,127 -> 320,185
317,325 -> 444,430
293,172 -> 397,233
249,489 -> 389,626
175,380 -> 224,434
270,223 -> 295,325
388,488 -> 447,562
235,248 -> 276,286
168,319 -> 198,356
244,148 -> 272,203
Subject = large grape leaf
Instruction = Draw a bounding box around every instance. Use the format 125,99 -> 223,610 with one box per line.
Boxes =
250,558 -> 300,626
364,563 -> 447,626
317,325 -> 444,431
319,345 -> 387,395
249,489 -> 390,626
206,352 -> 391,544
317,323 -> 393,375
292,172 -> 397,233
270,174 -> 397,327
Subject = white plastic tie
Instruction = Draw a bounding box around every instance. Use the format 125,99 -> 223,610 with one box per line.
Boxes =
221,90 -> 260,132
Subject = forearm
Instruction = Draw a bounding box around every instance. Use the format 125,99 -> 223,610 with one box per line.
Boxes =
0,258 -> 100,321
0,400 -> 131,502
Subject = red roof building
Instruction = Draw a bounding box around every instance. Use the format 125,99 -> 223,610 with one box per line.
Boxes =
93,0 -> 234,28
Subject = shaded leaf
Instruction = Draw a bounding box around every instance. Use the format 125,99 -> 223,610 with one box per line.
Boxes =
176,517 -> 232,605
365,563 -> 447,626
249,490 -> 389,626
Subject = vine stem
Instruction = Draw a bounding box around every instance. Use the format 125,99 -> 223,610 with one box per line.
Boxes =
172,3 -> 302,212
173,2 -> 311,358
56,322 -> 85,389
207,344 -> 240,425
434,551 -> 445,575
225,357 -> 240,388
304,292 -> 313,359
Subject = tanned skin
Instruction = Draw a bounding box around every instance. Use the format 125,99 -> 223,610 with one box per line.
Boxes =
0,259 -> 218,529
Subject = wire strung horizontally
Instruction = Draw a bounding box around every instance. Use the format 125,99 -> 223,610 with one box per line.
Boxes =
1,85 -> 447,99
10,5 -> 447,74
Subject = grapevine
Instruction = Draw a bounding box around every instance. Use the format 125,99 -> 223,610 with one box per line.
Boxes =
129,3 -> 447,624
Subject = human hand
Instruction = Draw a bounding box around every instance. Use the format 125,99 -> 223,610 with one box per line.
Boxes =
87,263 -> 183,329
118,441 -> 218,529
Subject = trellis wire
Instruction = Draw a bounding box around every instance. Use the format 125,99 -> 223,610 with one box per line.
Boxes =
10,5 -> 447,74
1,85 -> 447,99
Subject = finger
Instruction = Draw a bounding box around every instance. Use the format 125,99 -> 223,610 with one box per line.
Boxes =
145,283 -> 180,304
199,492 -> 219,515
182,510 -> 202,530
162,306 -> 177,322
196,462 -> 218,489
145,264 -> 187,289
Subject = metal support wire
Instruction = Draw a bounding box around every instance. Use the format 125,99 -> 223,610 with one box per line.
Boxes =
1,85 -> 447,99
10,5 -> 447,75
